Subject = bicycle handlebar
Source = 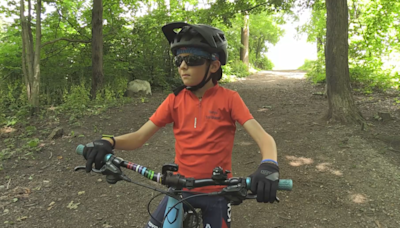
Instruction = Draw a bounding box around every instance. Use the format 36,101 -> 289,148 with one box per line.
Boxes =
75,144 -> 293,192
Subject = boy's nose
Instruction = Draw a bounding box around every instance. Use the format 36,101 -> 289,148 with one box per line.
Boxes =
179,61 -> 188,69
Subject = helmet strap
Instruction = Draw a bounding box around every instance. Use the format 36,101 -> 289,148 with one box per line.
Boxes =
186,62 -> 212,92
172,62 -> 213,96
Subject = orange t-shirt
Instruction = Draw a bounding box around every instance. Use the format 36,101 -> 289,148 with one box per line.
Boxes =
149,83 -> 253,193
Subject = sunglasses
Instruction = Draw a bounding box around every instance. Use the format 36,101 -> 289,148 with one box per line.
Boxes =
174,55 -> 210,67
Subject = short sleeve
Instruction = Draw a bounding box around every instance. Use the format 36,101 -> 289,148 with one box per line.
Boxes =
230,92 -> 254,125
149,94 -> 174,127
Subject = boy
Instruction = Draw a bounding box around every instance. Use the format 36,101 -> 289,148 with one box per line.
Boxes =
82,22 -> 280,228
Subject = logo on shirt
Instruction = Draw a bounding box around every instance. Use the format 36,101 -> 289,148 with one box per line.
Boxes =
206,110 -> 221,120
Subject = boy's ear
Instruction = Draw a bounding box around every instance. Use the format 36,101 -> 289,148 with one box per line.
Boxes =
209,60 -> 221,73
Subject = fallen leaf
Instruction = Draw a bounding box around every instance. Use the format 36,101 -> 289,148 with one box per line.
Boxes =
78,191 -> 85,195
57,156 -> 63,160
16,216 -> 28,221
67,201 -> 80,209
47,201 -> 55,210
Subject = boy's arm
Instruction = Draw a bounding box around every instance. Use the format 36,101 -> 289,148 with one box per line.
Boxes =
243,119 -> 277,162
102,93 -> 174,151
102,120 -> 160,151
230,92 -> 277,163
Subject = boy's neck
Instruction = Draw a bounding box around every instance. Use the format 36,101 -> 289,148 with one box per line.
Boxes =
192,80 -> 215,98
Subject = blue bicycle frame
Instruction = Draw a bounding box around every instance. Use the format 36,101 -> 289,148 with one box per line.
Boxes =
163,190 -> 185,228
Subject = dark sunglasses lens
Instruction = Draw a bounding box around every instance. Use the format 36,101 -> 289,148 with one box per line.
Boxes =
174,56 -> 206,67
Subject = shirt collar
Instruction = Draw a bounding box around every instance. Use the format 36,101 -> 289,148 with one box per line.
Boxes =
184,82 -> 220,98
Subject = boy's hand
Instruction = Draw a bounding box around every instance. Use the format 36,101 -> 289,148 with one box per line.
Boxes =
249,162 -> 279,203
83,139 -> 114,172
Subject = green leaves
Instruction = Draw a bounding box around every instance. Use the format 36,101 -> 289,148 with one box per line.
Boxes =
0,0 -> 292,124
298,0 -> 400,91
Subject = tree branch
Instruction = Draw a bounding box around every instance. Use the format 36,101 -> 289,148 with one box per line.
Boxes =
57,8 -> 91,40
241,3 -> 269,13
41,37 -> 91,47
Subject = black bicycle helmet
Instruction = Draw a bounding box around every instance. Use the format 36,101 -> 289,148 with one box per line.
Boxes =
162,22 -> 228,65
162,22 -> 228,94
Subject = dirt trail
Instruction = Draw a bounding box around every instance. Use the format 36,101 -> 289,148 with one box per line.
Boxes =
1,70 -> 400,228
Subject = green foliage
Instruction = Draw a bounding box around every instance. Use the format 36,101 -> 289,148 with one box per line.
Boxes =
61,82 -> 91,114
251,54 -> 275,70
297,0 -> 400,91
225,60 -> 250,78
350,66 -> 398,92
298,59 -> 316,72
0,0 -> 289,130
249,12 -> 285,60
299,58 -> 326,84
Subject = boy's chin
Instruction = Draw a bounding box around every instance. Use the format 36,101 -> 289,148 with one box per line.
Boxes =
182,81 -> 200,87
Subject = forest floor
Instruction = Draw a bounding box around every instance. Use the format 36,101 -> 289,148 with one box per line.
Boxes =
1,70 -> 400,228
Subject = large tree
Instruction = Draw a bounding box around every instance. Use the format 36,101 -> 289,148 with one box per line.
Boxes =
91,0 -> 104,99
240,13 -> 250,67
325,0 -> 363,123
20,0 -> 42,112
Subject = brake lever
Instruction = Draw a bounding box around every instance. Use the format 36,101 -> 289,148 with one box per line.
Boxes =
246,194 -> 280,203
74,163 -> 132,184
74,166 -> 102,173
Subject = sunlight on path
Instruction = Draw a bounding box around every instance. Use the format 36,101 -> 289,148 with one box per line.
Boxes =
258,70 -> 307,79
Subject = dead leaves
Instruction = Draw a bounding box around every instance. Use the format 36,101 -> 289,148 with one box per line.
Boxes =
16,216 -> 28,221
47,201 -> 55,210
67,201 -> 80,209
258,105 -> 273,113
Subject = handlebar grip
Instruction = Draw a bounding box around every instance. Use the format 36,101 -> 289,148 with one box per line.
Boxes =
75,144 -> 112,162
277,179 -> 293,191
246,177 -> 293,191
76,144 -> 85,155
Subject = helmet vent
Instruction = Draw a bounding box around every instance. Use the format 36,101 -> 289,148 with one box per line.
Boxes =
218,33 -> 226,41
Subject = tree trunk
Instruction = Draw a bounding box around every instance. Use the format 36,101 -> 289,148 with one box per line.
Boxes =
240,14 -> 249,68
32,0 -> 42,109
91,0 -> 104,99
20,0 -> 41,112
20,0 -> 32,103
325,0 -> 363,124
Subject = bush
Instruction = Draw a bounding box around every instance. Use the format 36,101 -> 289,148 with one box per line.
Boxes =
225,60 -> 250,78
350,66 -> 396,92
299,59 -> 326,83
298,59 -> 317,72
60,82 -> 91,115
252,55 -> 274,70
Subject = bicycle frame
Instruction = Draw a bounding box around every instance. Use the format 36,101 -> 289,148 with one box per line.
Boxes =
163,189 -> 185,228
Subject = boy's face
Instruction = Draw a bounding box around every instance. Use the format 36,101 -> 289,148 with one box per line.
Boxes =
176,53 -> 221,87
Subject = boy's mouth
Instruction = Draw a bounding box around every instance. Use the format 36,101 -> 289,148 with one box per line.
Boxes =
182,74 -> 190,77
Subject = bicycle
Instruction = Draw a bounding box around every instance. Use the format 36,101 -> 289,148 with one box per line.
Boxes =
74,144 -> 293,228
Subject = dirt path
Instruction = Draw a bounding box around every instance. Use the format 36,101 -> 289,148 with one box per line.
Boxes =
1,71 -> 400,228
